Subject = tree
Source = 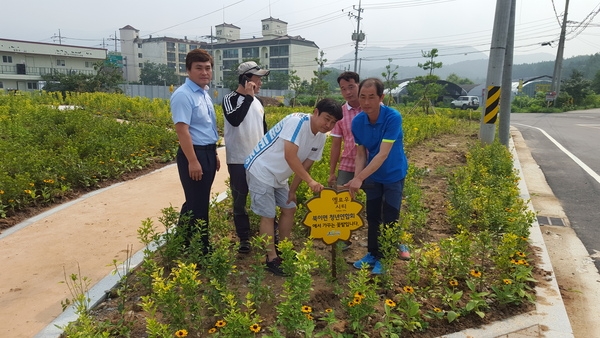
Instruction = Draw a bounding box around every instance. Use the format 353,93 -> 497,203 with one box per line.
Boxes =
561,69 -> 593,105
261,70 -> 290,90
592,69 -> 600,94
310,50 -> 331,102
41,60 -> 122,95
287,69 -> 304,107
446,73 -> 474,85
382,58 -> 399,105
408,49 -> 445,114
139,62 -> 178,86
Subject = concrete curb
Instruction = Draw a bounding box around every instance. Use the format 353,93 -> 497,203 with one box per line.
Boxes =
34,136 -> 574,337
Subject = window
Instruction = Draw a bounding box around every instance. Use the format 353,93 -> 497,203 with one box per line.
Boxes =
166,42 -> 176,51
179,53 -> 186,62
178,43 -> 187,53
270,57 -> 289,69
0,81 -> 3,88
167,52 -> 176,62
189,44 -> 197,50
138,53 -> 143,58
2,55 -> 12,63
167,62 -> 176,69
262,24 -> 270,30
223,60 -> 238,71
85,61 -> 93,68
242,47 -> 259,58
139,63 -> 143,68
56,59 -> 65,66
137,43 -> 142,48
179,64 -> 186,73
222,49 -> 238,59
27,82 -> 39,90
270,45 -> 289,57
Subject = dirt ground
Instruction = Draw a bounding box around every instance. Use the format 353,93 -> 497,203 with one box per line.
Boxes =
1,129 -> 598,337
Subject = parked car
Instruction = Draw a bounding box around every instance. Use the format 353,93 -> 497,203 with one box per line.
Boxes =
450,96 -> 479,109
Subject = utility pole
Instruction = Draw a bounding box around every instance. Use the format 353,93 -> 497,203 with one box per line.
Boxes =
551,0 -> 570,99
479,0 -> 511,144
348,0 -> 364,73
499,0 -> 515,146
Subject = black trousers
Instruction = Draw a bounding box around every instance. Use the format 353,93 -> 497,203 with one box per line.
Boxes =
227,163 -> 251,241
176,145 -> 217,249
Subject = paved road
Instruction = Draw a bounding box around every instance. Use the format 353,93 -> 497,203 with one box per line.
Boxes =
511,109 -> 600,271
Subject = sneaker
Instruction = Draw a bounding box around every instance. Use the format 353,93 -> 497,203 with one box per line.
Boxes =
371,260 -> 383,275
238,240 -> 251,254
338,240 -> 352,251
353,252 -> 377,269
265,257 -> 286,276
399,244 -> 411,261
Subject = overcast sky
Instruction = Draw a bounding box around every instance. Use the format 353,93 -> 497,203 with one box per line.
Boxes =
3,0 -> 599,66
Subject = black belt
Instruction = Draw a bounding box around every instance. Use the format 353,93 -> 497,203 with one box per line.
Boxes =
193,144 -> 216,150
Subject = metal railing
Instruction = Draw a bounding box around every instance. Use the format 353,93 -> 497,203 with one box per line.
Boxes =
0,65 -> 96,76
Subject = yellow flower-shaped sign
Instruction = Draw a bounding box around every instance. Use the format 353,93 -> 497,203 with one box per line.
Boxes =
302,188 -> 364,245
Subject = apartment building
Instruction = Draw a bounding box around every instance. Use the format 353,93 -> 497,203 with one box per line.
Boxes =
120,17 -> 318,88
0,38 -> 107,91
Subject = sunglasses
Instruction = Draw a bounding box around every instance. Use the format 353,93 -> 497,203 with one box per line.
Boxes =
243,66 -> 260,74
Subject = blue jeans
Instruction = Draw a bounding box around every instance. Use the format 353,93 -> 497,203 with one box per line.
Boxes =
363,178 -> 405,259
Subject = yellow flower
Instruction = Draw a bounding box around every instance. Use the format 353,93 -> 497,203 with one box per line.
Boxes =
510,259 -> 518,264
348,300 -> 356,307
24,189 -> 32,194
448,279 -> 459,287
353,297 -> 362,304
403,286 -> 415,294
306,314 -> 314,320
215,320 -> 226,328
208,327 -> 217,334
301,305 -> 312,313
385,299 -> 396,307
175,329 -> 188,337
516,251 -> 526,257
325,308 -> 333,313
250,323 -> 261,333
470,269 -> 482,278
433,307 -> 443,313
354,291 -> 365,299
503,279 -> 512,285
29,182 -> 34,187
0,190 -> 4,194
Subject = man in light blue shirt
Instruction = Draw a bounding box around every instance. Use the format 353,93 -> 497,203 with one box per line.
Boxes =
170,49 -> 220,253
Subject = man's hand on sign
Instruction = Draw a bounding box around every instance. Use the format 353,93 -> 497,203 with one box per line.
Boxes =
345,177 -> 363,198
307,180 -> 324,193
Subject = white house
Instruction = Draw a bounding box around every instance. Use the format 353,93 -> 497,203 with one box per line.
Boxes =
0,38 -> 107,91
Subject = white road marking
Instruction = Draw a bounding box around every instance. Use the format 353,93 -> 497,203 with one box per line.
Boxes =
513,123 -> 600,185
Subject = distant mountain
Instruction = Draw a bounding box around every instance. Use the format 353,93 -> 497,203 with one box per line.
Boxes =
331,44 -> 557,83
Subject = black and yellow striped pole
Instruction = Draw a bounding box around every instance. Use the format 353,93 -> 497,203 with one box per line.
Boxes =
484,86 -> 500,124
479,0 -> 511,144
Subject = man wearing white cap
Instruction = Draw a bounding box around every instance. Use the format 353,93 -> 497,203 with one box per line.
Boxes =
222,61 -> 270,254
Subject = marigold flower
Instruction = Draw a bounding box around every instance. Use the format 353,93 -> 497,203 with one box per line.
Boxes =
433,307 -> 443,313
208,328 -> 217,334
517,259 -> 526,265
403,285 -> 415,294
385,299 -> 396,307
250,323 -> 261,333
516,251 -> 526,257
301,305 -> 312,313
215,320 -> 226,328
510,259 -> 518,264
325,308 -> 333,313
448,279 -> 459,287
470,269 -> 482,278
354,291 -> 365,299
306,314 -> 314,320
503,279 -> 512,285
353,297 -> 362,304
175,329 -> 188,337
348,300 -> 356,307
